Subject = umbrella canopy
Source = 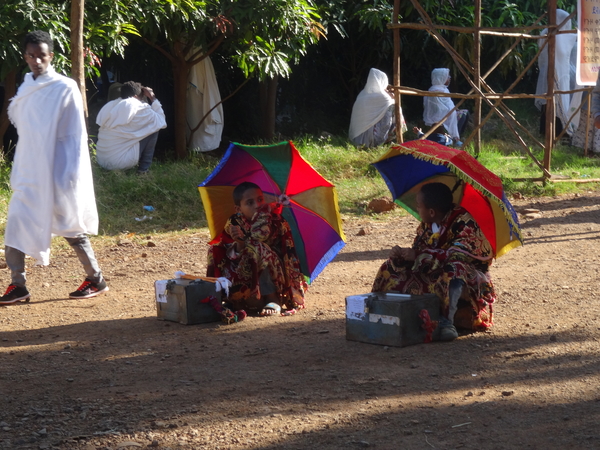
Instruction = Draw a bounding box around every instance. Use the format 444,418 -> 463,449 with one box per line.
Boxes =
199,141 -> 346,282
372,140 -> 523,258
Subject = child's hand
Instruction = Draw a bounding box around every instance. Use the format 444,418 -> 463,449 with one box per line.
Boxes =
230,225 -> 245,242
230,225 -> 246,252
398,248 -> 416,261
390,245 -> 403,259
390,246 -> 416,261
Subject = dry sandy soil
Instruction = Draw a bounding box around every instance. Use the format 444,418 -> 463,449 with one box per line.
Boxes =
1,191 -> 600,450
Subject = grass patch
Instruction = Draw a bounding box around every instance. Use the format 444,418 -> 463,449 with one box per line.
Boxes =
92,153 -> 219,235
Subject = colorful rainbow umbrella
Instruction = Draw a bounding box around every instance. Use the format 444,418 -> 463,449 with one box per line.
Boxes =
198,141 -> 346,282
372,140 -> 523,258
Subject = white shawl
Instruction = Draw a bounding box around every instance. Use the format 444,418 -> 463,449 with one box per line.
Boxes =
349,68 -> 395,140
186,55 -> 224,152
95,97 -> 167,170
6,66 -> 98,265
423,68 -> 460,140
534,9 -> 578,135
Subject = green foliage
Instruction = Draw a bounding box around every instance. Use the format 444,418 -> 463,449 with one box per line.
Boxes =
132,0 -> 322,80
0,0 -> 70,80
0,0 -> 136,81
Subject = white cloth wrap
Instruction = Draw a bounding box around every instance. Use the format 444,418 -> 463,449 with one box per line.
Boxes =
214,277 -> 232,297
6,66 -> 98,265
349,68 -> 395,140
186,54 -> 224,152
96,97 -> 166,170
423,68 -> 460,140
534,9 -> 578,135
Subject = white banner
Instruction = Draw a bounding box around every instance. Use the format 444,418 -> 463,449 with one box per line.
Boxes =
577,0 -> 600,85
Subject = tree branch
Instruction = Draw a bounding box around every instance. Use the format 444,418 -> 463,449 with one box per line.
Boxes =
142,37 -> 176,63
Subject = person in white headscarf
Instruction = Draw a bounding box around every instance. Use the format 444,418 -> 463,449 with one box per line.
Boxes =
422,68 -> 469,146
349,68 -> 406,148
534,9 -> 577,136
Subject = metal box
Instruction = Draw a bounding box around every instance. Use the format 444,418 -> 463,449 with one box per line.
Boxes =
346,292 -> 441,347
155,278 -> 222,325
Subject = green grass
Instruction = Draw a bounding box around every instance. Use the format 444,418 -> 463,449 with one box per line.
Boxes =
1,125 -> 600,241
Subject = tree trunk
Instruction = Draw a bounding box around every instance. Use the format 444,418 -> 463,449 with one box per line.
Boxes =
259,76 -> 278,140
70,0 -> 87,118
172,57 -> 190,159
0,69 -> 18,155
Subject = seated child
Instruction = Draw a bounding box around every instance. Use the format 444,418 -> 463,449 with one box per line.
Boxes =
371,182 -> 496,341
206,181 -> 307,316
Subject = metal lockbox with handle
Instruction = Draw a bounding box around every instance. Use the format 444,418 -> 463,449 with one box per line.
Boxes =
155,278 -> 222,325
346,292 -> 441,347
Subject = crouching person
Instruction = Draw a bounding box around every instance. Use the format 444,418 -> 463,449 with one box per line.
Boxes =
207,182 -> 307,316
371,182 -> 496,340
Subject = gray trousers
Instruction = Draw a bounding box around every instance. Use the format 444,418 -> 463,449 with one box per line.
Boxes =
5,235 -> 102,287
138,131 -> 159,172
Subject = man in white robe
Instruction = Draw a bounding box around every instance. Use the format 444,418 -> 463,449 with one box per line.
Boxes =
0,30 -> 108,305
95,81 -> 167,173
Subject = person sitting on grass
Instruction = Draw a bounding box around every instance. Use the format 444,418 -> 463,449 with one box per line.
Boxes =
206,181 -> 307,316
371,182 -> 496,341
95,81 -> 166,174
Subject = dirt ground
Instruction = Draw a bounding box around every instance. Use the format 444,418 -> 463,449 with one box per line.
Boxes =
1,191 -> 600,450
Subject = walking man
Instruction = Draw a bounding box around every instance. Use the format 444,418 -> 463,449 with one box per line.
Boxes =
0,30 -> 108,305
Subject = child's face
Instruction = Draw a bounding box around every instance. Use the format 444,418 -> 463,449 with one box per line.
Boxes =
235,188 -> 265,220
416,192 -> 436,224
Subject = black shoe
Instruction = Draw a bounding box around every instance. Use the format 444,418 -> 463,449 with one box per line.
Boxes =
439,324 -> 459,341
69,278 -> 109,299
0,284 -> 31,305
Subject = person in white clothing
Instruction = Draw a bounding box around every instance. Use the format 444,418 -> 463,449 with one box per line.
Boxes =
423,68 -> 470,147
349,68 -> 406,148
0,30 -> 108,305
95,81 -> 167,173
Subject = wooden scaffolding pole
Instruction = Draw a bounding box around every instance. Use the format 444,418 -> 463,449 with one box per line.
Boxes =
393,0 -> 403,143
544,2 -> 557,176
473,0 -> 482,154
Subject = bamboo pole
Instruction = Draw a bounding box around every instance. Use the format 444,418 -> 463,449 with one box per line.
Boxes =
544,3 -> 557,176
585,87 -> 592,156
391,86 -> 584,100
473,0 -> 481,154
393,0 -> 402,143
387,21 -> 575,35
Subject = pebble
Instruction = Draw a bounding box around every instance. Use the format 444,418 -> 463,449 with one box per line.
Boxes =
117,442 -> 143,448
